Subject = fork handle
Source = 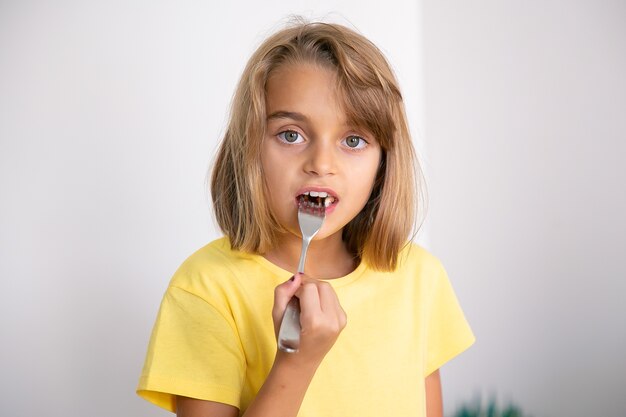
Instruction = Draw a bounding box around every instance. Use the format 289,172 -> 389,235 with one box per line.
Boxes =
278,237 -> 312,352
297,236 -> 312,274
278,297 -> 301,352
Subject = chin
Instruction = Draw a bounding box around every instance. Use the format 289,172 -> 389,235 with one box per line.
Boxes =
311,226 -> 344,241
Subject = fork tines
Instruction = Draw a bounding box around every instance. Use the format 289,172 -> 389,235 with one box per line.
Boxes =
297,196 -> 327,216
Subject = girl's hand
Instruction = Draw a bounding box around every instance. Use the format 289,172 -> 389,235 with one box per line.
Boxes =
272,273 -> 347,365
176,275 -> 347,417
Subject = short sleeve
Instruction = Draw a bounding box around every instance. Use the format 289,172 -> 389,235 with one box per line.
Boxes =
424,264 -> 475,376
137,286 -> 245,412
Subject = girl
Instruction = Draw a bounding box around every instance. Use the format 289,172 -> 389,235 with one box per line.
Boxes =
137,20 -> 474,417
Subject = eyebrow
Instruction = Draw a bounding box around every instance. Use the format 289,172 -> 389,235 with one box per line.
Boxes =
266,111 -> 308,122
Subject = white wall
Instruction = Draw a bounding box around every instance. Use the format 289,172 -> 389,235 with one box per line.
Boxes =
0,1 -> 425,416
422,1 -> 626,416
7,2 -> 621,417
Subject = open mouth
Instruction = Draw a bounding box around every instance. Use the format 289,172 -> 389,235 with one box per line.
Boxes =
297,191 -> 337,209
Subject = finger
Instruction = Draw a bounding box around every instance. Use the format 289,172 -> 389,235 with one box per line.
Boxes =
316,281 -> 340,314
272,273 -> 301,319
295,280 -> 323,319
297,273 -> 318,286
317,282 -> 347,328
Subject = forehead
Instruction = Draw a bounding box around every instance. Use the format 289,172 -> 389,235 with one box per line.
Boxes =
264,61 -> 395,148
265,63 -> 343,118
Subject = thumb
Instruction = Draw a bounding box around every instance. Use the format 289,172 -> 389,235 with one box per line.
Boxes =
272,273 -> 302,331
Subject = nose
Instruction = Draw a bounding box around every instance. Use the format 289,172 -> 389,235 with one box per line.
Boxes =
302,140 -> 337,176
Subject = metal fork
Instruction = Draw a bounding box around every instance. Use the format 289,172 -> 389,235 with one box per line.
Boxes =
277,204 -> 326,353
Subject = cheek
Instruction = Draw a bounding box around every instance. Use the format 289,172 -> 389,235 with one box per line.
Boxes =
352,152 -> 381,191
261,147 -> 293,204
260,149 -> 279,192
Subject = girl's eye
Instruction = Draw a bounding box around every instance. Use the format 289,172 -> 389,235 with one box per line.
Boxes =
277,130 -> 303,144
343,135 -> 367,149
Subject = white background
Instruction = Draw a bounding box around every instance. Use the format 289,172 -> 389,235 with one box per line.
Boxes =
423,2 -> 626,416
0,1 -> 624,417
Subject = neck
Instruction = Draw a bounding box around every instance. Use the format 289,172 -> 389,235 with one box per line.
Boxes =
263,231 -> 358,279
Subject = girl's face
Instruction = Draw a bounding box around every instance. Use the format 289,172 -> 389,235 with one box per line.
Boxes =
261,63 -> 382,242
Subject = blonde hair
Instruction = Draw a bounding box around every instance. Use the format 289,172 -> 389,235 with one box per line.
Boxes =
211,20 -> 424,271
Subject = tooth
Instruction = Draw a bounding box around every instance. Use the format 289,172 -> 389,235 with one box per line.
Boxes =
309,191 -> 319,197
318,192 -> 328,198
303,191 -> 310,196
324,198 -> 331,207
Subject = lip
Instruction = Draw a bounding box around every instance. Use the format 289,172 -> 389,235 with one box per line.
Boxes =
294,186 -> 340,214
295,186 -> 339,199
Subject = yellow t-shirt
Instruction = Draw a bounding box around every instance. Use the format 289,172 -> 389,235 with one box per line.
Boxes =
137,237 -> 474,416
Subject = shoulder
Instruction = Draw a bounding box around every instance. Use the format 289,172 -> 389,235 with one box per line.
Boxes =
395,242 -> 446,276
177,237 -> 244,271
379,242 -> 450,295
168,237 -> 257,298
